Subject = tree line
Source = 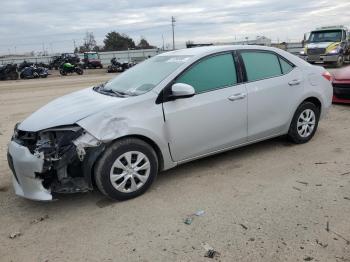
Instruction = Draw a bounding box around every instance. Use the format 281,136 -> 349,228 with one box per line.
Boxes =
75,31 -> 156,53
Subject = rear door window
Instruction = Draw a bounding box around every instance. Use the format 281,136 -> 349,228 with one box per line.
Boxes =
241,51 -> 282,82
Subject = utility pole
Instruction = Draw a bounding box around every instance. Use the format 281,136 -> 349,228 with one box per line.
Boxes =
171,16 -> 176,50
162,34 -> 165,51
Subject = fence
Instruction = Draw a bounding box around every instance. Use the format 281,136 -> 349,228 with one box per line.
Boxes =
0,49 -> 161,66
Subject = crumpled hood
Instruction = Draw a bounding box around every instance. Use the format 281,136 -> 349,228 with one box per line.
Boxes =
19,88 -> 123,132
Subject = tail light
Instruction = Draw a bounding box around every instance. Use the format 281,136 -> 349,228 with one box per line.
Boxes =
322,71 -> 333,81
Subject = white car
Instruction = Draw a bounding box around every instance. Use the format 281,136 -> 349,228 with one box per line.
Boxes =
7,45 -> 333,201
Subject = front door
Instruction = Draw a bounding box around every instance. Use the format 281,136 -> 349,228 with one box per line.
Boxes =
163,53 -> 248,162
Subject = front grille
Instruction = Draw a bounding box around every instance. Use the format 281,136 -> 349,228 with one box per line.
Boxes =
307,48 -> 326,55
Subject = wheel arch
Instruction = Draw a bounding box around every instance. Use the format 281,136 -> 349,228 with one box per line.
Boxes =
87,134 -> 165,190
302,96 -> 322,113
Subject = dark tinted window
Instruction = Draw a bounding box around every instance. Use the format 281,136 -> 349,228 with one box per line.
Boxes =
176,53 -> 237,93
241,51 -> 282,82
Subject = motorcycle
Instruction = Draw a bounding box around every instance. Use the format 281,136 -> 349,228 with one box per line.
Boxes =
107,58 -> 135,73
0,64 -> 19,80
59,62 -> 83,75
20,65 -> 49,79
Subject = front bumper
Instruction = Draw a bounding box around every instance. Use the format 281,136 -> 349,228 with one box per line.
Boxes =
7,141 -> 52,201
332,81 -> 350,103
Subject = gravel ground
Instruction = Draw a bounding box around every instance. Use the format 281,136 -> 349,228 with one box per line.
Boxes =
0,68 -> 349,262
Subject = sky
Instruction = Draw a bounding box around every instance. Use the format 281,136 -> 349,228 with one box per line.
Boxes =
0,0 -> 350,55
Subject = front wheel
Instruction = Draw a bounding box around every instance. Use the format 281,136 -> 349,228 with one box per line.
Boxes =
75,68 -> 83,75
288,102 -> 320,144
59,69 -> 67,76
94,138 -> 158,201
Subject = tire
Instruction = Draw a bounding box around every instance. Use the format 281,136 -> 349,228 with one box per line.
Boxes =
335,55 -> 344,68
59,69 -> 66,76
75,68 -> 83,75
94,138 -> 158,201
287,102 -> 320,144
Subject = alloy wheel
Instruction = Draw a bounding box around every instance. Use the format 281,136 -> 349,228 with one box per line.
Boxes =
109,151 -> 151,193
297,109 -> 316,138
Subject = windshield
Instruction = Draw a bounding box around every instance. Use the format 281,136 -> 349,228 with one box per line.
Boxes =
86,53 -> 99,59
308,30 -> 343,43
102,55 -> 192,96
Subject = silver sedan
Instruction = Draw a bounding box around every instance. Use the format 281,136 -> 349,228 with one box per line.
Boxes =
8,45 -> 333,201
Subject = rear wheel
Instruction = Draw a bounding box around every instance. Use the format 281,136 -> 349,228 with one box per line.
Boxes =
94,138 -> 158,200
288,102 -> 320,144
59,69 -> 67,76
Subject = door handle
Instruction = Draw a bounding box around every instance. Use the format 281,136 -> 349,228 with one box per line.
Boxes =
288,79 -> 301,86
228,93 -> 246,101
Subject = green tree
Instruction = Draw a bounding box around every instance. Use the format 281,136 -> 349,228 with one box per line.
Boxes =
103,31 -> 135,51
137,37 -> 155,49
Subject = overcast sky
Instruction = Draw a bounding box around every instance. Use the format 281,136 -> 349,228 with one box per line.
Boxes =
1,0 -> 349,54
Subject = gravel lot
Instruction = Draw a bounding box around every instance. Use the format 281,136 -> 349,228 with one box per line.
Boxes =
0,68 -> 349,262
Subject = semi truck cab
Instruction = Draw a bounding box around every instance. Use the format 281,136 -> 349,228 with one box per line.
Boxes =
301,26 -> 350,67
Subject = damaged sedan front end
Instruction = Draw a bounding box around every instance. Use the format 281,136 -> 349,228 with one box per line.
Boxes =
8,124 -> 104,200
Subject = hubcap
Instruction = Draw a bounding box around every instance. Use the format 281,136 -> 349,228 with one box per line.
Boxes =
297,109 -> 316,138
110,151 -> 151,193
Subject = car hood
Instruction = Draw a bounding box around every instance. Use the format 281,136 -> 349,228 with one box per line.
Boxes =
19,88 -> 123,132
307,42 -> 334,49
332,65 -> 350,81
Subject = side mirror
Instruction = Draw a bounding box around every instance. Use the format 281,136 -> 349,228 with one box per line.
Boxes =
170,83 -> 195,100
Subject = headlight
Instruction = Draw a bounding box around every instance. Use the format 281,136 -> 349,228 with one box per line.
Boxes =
328,46 -> 341,54
299,50 -> 305,55
13,122 -> 20,139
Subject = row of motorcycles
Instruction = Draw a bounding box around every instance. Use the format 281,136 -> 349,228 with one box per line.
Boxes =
0,56 -> 136,80
0,61 -> 49,80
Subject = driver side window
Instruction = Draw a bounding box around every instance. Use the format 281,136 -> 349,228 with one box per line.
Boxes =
175,53 -> 237,94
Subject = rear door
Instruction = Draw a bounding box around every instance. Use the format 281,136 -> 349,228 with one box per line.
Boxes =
238,50 -> 304,141
163,52 -> 248,162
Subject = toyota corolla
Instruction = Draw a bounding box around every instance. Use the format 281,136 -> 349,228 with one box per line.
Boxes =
7,45 -> 333,201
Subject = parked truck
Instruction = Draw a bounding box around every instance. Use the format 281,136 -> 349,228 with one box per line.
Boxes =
300,25 -> 350,67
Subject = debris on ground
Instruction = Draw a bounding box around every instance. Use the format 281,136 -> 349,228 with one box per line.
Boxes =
315,184 -> 323,187
202,243 -> 220,259
9,232 -> 21,239
304,256 -> 314,261
194,210 -> 205,216
293,186 -> 302,191
240,224 -> 248,230
296,181 -> 309,186
316,239 -> 328,248
184,217 -> 193,225
183,210 -> 205,225
315,162 -> 327,165
340,172 -> 350,176
344,197 -> 350,201
30,215 -> 49,224
325,220 -> 350,245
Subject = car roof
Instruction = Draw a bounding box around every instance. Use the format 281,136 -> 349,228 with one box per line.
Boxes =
160,45 -> 279,57
159,45 -> 310,68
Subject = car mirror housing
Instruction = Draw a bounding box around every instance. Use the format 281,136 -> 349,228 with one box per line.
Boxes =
170,83 -> 195,100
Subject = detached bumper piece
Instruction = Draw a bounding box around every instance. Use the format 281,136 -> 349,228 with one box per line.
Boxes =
8,141 -> 52,201
7,126 -> 104,201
